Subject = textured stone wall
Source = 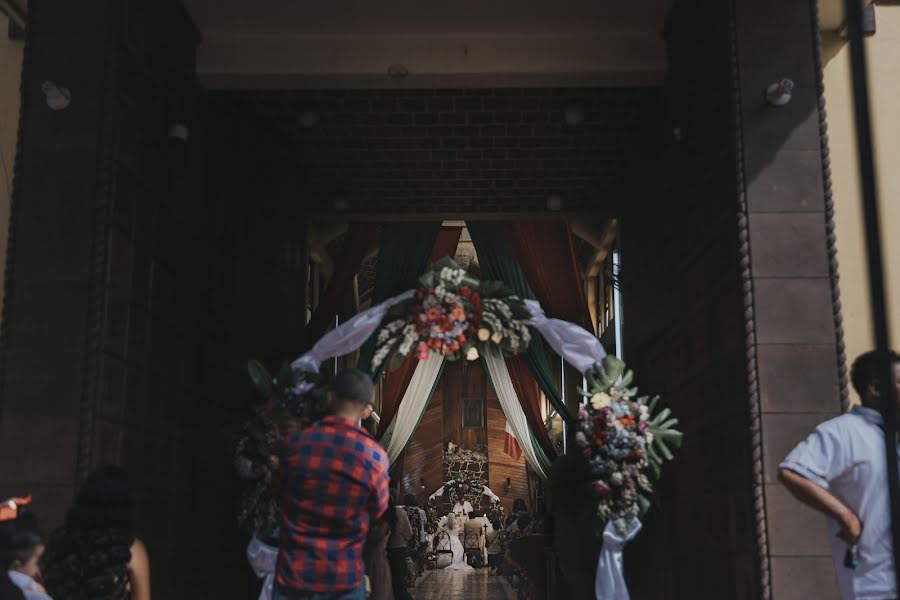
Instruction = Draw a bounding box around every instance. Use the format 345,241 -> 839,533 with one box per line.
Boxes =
442,444 -> 488,510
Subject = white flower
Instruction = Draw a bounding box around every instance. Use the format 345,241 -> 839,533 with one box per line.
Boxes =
591,393 -> 611,410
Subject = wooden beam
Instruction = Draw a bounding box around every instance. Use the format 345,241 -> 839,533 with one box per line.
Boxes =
582,219 -> 619,278
306,227 -> 335,279
0,0 -> 26,29
307,210 -> 612,223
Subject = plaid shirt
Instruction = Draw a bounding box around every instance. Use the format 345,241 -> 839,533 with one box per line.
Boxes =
276,415 -> 390,593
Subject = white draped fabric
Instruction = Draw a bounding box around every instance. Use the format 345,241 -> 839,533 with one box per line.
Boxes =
483,345 -> 552,479
595,518 -> 642,600
384,353 -> 445,463
246,536 -> 278,600
525,299 -> 607,374
291,290 -> 415,373
428,483 -> 500,503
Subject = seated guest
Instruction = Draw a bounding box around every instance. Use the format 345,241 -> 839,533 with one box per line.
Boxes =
505,498 -> 527,529
401,495 -> 427,545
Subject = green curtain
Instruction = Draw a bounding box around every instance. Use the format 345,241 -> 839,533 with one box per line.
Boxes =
357,222 -> 444,375
467,222 -> 571,422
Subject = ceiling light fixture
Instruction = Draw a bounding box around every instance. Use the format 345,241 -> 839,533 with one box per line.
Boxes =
42,81 -> 71,110
333,196 -> 350,211
299,108 -> 319,128
765,78 -> 794,107
387,64 -> 409,79
563,100 -> 585,126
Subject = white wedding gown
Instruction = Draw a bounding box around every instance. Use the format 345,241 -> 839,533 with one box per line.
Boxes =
441,514 -> 474,571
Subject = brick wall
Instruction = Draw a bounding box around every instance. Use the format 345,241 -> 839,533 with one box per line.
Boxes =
227,87 -> 660,215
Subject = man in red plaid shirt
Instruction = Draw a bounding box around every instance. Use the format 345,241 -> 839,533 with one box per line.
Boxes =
275,368 -> 390,600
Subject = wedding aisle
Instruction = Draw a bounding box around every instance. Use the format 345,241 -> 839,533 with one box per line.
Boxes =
411,569 -> 515,600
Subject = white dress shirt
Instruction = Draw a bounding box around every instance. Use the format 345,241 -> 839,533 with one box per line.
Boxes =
781,406 -> 899,599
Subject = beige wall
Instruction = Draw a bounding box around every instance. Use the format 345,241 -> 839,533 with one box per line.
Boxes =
824,4 -> 900,401
0,15 -> 22,310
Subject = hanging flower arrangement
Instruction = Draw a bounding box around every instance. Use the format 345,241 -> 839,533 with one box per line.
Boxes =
372,258 -> 532,370
443,471 -> 486,501
232,360 -> 328,538
574,356 -> 682,535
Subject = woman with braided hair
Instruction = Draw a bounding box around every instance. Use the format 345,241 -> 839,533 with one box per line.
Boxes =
42,467 -> 150,600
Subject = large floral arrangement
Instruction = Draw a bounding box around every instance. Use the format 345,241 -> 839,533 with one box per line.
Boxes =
233,360 -> 328,538
574,356 -> 682,534
443,471 -> 485,502
372,258 -> 532,370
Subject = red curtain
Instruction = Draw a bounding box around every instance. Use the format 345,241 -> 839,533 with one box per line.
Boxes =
506,220 -> 591,327
503,220 -> 590,458
301,223 -> 378,350
376,227 -> 463,437
507,355 -> 557,459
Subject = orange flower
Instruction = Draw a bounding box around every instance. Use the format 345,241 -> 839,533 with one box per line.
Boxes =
427,307 -> 442,320
451,305 -> 466,321
619,416 -> 636,428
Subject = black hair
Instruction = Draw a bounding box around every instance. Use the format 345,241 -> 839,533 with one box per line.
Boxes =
850,350 -> 900,400
332,368 -> 374,406
0,514 -> 43,571
385,497 -> 398,530
402,494 -> 418,508
43,466 -> 136,600
512,498 -> 527,514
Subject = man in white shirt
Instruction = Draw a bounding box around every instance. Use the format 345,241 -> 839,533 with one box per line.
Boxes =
451,495 -> 473,522
779,350 -> 900,600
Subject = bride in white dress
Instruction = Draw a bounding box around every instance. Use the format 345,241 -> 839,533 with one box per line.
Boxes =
441,513 -> 474,571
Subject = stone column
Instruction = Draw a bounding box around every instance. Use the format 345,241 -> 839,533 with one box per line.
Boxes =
735,1 -> 844,598
0,1 -> 118,528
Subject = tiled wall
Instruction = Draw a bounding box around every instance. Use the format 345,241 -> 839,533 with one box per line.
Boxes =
735,0 -> 842,597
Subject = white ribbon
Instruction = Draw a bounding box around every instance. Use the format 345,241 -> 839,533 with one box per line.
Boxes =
384,353 -> 445,463
246,536 -> 279,600
483,345 -> 551,479
429,484 -> 450,500
525,299 -> 607,374
595,518 -> 642,600
481,485 -> 500,502
291,290 -> 415,373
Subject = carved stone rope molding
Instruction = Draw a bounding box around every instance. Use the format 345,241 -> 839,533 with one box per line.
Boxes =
727,2 -> 772,598
0,0 -> 31,422
810,0 -> 852,413
77,6 -> 118,485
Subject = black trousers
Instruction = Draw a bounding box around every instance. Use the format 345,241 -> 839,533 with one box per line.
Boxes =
386,547 -> 413,600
